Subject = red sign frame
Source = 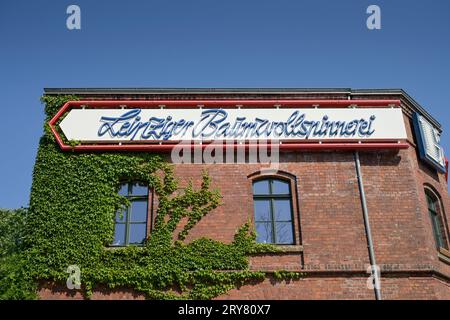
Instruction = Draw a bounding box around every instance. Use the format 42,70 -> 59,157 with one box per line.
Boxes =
49,99 -> 409,152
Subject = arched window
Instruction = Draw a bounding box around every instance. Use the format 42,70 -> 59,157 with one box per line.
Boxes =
425,188 -> 449,250
113,182 -> 149,246
252,178 -> 294,244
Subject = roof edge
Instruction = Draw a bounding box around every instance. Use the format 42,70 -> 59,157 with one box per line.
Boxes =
42,88 -> 441,129
44,88 -> 353,94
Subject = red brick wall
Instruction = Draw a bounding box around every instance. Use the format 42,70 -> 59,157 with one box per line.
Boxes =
217,275 -> 449,300
38,93 -> 450,299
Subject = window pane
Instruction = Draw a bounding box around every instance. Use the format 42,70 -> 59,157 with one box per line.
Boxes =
253,180 -> 270,195
115,209 -> 127,223
129,223 -> 147,244
254,200 -> 271,222
118,183 -> 128,196
131,183 -> 148,196
272,180 -> 290,194
431,214 -> 444,248
255,222 -> 273,244
130,200 -> 147,222
426,195 -> 435,211
433,198 -> 442,214
113,224 -> 126,246
275,222 -> 294,244
273,199 -> 292,221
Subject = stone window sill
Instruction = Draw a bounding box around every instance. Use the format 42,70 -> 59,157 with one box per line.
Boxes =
274,245 -> 304,253
105,245 -> 145,250
251,245 -> 304,255
104,244 -> 304,253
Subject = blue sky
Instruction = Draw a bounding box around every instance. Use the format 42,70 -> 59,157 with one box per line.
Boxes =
0,0 -> 449,209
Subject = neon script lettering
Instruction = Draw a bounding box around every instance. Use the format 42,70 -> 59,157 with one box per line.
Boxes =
98,109 -> 376,140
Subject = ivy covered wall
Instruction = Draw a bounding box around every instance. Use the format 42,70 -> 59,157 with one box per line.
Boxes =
1,96 -> 304,300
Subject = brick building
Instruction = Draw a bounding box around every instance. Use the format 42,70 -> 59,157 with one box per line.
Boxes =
37,88 -> 449,300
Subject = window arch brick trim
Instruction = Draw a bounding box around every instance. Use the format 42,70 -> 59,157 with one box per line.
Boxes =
247,170 -> 297,182
424,185 -> 450,251
424,183 -> 443,201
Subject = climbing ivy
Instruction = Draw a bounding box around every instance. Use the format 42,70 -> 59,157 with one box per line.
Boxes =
0,208 -> 37,300
0,96 -> 305,300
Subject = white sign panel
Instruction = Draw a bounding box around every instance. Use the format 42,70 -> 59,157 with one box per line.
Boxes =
59,108 -> 407,142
